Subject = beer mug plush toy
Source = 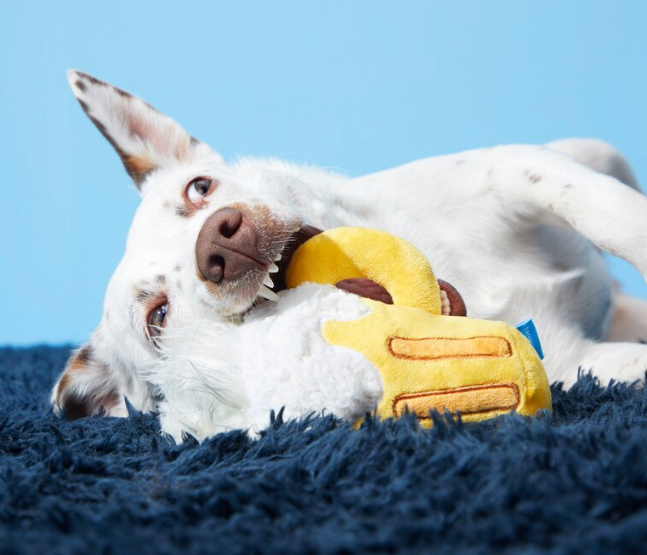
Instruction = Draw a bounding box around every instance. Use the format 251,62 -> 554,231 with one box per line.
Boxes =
153,228 -> 551,441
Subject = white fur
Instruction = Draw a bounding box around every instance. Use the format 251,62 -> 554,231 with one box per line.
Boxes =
53,71 -> 647,440
150,285 -> 380,441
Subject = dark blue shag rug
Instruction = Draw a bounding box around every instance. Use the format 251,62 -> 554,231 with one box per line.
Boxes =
2,347 -> 647,554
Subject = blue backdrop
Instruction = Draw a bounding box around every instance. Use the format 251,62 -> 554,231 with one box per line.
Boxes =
2,1 -> 646,345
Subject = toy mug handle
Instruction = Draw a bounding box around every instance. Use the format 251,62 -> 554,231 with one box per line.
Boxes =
285,227 -> 443,315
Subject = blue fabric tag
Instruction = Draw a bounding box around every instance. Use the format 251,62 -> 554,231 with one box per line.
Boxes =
515,318 -> 544,360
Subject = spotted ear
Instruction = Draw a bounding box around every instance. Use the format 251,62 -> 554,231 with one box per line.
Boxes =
67,70 -> 223,189
52,343 -> 126,420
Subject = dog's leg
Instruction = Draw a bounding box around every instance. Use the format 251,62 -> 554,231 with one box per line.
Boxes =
544,141 -> 647,343
561,339 -> 647,387
493,146 -> 647,280
546,138 -> 639,190
609,291 -> 647,343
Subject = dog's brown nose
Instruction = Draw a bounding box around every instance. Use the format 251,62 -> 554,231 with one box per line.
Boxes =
196,208 -> 262,283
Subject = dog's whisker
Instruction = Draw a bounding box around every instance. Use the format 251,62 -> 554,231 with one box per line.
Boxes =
186,316 -> 207,363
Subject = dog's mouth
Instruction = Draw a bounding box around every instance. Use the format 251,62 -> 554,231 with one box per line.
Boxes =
256,224 -> 323,302
254,225 -> 467,317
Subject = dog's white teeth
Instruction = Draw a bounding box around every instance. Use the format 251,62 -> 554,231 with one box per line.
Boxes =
273,253 -> 282,262
269,263 -> 279,273
259,285 -> 280,302
263,274 -> 274,288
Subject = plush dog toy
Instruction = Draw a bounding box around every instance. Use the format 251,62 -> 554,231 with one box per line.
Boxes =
285,227 -> 551,428
152,228 -> 551,441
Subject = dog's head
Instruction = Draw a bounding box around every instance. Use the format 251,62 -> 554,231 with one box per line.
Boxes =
53,71 -> 322,419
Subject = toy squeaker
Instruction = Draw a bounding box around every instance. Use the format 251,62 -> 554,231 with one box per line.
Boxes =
285,227 -> 551,426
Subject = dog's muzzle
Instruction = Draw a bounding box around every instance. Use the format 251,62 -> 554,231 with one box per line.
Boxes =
195,207 -> 264,283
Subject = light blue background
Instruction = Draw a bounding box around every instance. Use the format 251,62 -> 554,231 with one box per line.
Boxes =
2,1 -> 647,345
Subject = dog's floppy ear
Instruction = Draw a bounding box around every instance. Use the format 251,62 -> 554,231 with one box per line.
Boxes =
67,70 -> 222,189
52,343 -> 126,420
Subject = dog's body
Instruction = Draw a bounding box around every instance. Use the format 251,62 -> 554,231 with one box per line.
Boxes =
53,71 -> 647,429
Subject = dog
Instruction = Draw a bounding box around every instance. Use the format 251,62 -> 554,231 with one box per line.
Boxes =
52,70 -> 647,429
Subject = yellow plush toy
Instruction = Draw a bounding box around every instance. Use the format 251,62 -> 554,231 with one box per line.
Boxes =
285,227 -> 551,426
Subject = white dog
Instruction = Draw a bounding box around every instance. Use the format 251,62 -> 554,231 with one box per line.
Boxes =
53,70 -> 647,435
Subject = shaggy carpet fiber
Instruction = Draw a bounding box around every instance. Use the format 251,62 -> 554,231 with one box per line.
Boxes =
1,347 -> 647,554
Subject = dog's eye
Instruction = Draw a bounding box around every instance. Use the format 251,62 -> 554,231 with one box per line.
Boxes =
147,303 -> 168,337
186,177 -> 213,208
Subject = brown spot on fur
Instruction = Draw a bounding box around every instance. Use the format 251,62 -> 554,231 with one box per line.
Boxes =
136,289 -> 152,302
123,155 -> 157,184
173,138 -> 191,161
64,344 -> 95,375
62,391 -> 92,420
127,114 -> 152,141
75,344 -> 94,366
524,170 -> 542,183
75,71 -> 143,103
75,79 -> 86,92
76,71 -> 109,89
61,389 -> 120,421
155,274 -> 166,284
175,205 -> 191,218
174,264 -> 182,272
56,372 -> 72,406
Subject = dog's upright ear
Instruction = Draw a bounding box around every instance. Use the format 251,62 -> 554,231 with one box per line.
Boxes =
52,343 -> 126,420
67,70 -> 222,189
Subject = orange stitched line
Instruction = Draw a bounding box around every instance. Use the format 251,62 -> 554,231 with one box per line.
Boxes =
391,383 -> 520,419
387,336 -> 512,361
